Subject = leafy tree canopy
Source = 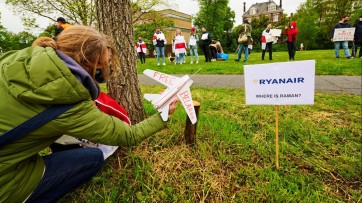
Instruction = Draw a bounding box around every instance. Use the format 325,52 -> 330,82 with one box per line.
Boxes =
193,0 -> 235,40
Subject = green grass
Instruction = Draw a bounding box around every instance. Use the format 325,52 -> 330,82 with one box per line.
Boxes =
60,86 -> 361,202
136,50 -> 362,75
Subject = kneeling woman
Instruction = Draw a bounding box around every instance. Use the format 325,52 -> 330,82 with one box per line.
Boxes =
0,26 -> 177,202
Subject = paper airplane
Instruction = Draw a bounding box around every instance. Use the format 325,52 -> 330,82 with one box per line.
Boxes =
143,69 -> 197,124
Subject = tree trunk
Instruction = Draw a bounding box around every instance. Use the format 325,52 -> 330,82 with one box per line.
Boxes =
95,0 -> 146,124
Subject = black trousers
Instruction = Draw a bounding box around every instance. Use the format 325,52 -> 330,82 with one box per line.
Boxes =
287,41 -> 296,60
262,42 -> 273,60
139,52 -> 146,64
201,44 -> 211,62
353,41 -> 362,57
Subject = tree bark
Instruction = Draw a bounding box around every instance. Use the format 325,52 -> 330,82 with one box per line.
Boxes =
95,0 -> 146,124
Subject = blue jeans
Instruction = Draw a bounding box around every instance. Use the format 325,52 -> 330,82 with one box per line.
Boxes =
26,148 -> 104,202
334,41 -> 351,58
189,46 -> 199,62
237,43 -> 248,61
176,53 -> 185,64
155,46 -> 165,64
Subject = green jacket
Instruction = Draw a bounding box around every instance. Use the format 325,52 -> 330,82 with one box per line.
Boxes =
0,46 -> 167,202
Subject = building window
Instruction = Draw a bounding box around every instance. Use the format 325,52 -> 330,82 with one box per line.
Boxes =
273,15 -> 279,22
268,4 -> 276,11
251,8 -> 257,15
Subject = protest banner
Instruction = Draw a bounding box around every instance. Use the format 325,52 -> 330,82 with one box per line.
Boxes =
244,60 -> 315,168
333,28 -> 355,41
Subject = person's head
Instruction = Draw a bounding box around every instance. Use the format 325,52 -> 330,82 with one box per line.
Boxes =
57,17 -> 67,26
176,29 -> 182,36
33,25 -> 118,81
290,21 -> 297,28
156,27 -> 161,33
341,15 -> 350,22
190,27 -> 196,34
202,26 -> 206,32
267,24 -> 272,29
138,37 -> 142,41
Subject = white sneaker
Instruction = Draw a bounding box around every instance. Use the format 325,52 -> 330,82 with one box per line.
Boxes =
157,63 -> 160,66
190,61 -> 193,64
163,63 -> 166,66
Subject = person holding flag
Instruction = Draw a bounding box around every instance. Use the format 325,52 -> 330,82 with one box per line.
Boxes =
136,37 -> 147,64
173,29 -> 187,64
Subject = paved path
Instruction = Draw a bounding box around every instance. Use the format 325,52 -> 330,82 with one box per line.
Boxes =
138,75 -> 361,95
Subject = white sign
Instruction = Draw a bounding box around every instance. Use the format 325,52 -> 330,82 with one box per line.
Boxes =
244,60 -> 315,105
333,28 -> 355,41
270,29 -> 282,37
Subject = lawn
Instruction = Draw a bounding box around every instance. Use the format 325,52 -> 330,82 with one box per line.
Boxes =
136,49 -> 362,75
60,86 -> 361,202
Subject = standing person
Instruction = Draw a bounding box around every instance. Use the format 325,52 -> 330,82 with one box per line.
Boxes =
235,20 -> 252,62
300,43 -> 304,51
152,27 -> 166,66
173,29 -> 187,64
0,25 -> 178,202
188,27 -> 199,64
284,21 -> 299,60
200,26 -> 212,62
55,17 -> 71,36
353,15 -> 362,58
136,37 -> 147,64
261,23 -> 273,60
330,15 -> 352,59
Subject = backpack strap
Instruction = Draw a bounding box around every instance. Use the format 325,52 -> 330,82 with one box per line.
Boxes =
0,103 -> 76,148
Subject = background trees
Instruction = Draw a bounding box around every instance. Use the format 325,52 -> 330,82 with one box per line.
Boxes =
193,0 -> 235,52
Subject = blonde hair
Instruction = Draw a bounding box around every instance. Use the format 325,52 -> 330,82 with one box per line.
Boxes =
176,29 -> 182,36
32,25 -> 119,80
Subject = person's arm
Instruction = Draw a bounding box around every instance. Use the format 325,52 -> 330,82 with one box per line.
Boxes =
330,23 -> 337,41
59,100 -> 168,147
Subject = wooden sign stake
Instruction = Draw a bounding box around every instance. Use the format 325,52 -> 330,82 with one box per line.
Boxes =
184,101 -> 200,146
275,105 -> 279,169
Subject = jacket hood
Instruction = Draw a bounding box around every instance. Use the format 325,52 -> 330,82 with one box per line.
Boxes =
0,46 -> 96,105
290,22 -> 297,27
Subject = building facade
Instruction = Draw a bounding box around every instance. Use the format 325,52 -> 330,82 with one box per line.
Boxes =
158,9 -> 192,56
242,0 -> 284,23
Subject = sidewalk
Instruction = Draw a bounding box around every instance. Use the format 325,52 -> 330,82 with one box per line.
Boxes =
138,74 -> 361,95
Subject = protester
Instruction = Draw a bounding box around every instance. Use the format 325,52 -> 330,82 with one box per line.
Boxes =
235,20 -> 252,62
173,29 -> 187,64
261,24 -> 273,60
55,17 -> 71,36
352,15 -> 362,58
200,26 -> 212,62
284,21 -> 299,60
136,37 -> 147,64
152,27 -> 167,66
209,40 -> 224,60
330,15 -> 352,59
188,27 -> 199,64
0,25 -> 178,202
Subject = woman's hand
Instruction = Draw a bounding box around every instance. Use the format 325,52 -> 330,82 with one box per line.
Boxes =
168,99 -> 178,116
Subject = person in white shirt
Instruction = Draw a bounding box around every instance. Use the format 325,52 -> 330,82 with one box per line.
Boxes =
261,24 -> 273,60
188,27 -> 199,64
152,28 -> 167,66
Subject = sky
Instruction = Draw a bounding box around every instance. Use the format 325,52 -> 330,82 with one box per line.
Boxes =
0,0 -> 306,34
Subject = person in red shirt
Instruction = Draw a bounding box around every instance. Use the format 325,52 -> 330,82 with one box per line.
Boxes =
284,21 -> 298,61
136,37 -> 147,64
